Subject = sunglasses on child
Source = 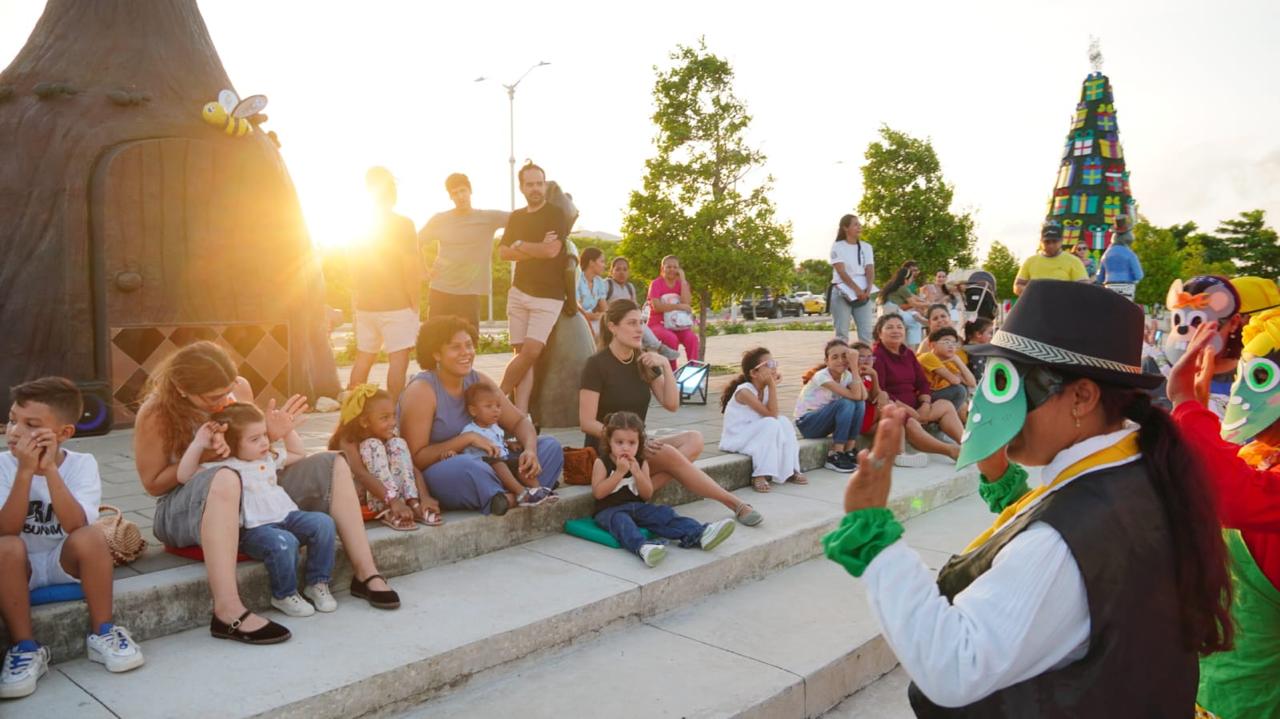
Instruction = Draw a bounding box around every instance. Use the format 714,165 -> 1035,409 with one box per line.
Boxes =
753,359 -> 778,371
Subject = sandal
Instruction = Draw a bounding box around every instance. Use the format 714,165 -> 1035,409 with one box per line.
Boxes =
351,574 -> 401,610
210,610 -> 291,645
417,509 -> 443,526
751,476 -> 771,493
789,473 -> 809,485
376,509 -> 419,532
735,503 -> 764,527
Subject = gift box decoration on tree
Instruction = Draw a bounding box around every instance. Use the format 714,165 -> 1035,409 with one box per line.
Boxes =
1042,46 -> 1137,265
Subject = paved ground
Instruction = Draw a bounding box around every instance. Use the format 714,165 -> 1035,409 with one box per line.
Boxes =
71,330 -> 837,581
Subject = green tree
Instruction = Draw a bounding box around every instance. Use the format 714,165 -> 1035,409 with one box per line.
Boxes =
620,40 -> 793,355
1178,234 -> 1235,280
792,258 -> 831,294
858,126 -> 976,284
1214,210 -> 1280,278
1132,221 -> 1183,306
981,241 -> 1020,300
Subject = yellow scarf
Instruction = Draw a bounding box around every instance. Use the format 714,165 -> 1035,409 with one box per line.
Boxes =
340,383 -> 381,426
962,433 -> 1142,554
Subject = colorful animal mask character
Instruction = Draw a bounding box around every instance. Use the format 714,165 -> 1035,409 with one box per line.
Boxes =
1165,276 -> 1240,364
958,280 -> 1161,469
1222,309 -> 1280,444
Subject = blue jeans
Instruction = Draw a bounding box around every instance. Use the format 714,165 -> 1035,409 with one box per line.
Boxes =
240,510 -> 337,599
797,398 -> 866,445
595,502 -> 705,555
831,291 -> 875,344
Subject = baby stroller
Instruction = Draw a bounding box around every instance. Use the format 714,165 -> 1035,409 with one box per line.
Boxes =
959,270 -> 998,323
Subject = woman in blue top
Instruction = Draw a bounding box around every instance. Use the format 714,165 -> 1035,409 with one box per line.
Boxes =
400,316 -> 564,517
576,247 -> 609,338
1097,224 -> 1144,299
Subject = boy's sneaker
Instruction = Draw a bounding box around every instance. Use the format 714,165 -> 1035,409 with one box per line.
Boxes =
86,624 -> 145,673
0,642 -> 49,698
639,543 -> 667,568
894,450 -> 929,468
824,451 -> 855,472
303,583 -> 338,613
518,487 -> 556,507
699,518 -> 736,552
271,593 -> 316,617
840,451 -> 860,470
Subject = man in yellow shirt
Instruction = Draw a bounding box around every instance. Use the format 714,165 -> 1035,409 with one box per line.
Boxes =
1013,221 -> 1088,296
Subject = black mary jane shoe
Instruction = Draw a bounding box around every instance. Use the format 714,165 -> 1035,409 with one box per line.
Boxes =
210,610 -> 291,645
351,573 -> 401,610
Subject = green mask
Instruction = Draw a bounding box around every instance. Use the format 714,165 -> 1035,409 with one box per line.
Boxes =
1222,351 -> 1280,444
957,361 -> 1065,469
957,358 -> 1025,469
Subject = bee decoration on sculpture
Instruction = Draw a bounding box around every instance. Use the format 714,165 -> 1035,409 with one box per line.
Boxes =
201,89 -> 269,137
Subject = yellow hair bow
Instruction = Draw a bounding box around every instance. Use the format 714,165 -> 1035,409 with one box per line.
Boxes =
340,384 -> 381,426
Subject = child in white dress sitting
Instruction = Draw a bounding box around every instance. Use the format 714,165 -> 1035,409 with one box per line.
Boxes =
719,347 -> 804,492
178,402 -> 337,618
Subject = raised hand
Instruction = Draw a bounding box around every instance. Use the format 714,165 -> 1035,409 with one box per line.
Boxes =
1167,321 -> 1219,408
843,404 -> 905,513
264,394 -> 309,441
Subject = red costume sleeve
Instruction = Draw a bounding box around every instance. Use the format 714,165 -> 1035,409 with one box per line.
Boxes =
1171,401 -> 1280,530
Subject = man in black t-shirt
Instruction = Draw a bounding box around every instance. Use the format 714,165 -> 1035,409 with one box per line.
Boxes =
497,162 -> 572,413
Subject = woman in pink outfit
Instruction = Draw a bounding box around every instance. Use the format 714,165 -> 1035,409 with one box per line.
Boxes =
647,256 -> 699,368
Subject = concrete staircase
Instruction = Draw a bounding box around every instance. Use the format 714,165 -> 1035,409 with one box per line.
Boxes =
13,441 -> 983,718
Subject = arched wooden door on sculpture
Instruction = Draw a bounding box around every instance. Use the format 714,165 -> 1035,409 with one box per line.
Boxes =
91,137 -> 310,426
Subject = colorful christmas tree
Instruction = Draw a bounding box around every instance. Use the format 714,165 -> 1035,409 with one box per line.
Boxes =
1045,44 -> 1136,257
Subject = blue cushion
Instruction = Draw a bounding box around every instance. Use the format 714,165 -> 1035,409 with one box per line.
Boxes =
563,517 -> 650,549
30,583 -> 84,606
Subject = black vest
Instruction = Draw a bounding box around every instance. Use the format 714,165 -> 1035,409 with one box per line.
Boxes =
909,461 -> 1197,717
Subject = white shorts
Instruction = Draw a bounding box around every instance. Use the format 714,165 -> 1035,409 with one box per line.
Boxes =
506,287 -> 564,346
355,308 -> 420,354
27,538 -> 77,590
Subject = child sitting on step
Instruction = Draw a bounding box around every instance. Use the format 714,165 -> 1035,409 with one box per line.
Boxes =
592,411 -> 735,568
330,384 -> 437,529
0,378 -> 145,700
461,383 -> 556,516
179,402 -> 337,618
719,347 -> 805,492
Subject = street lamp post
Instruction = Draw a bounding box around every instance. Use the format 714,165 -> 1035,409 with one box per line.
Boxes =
476,61 -> 550,323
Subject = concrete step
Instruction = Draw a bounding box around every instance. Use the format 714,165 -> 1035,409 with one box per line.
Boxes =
822,668 -> 915,718
12,440 -> 834,663
399,496 -> 994,719
18,460 -> 980,718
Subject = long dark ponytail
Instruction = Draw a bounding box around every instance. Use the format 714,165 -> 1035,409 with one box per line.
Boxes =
878,261 -> 918,304
1095,385 -> 1234,654
721,346 -> 771,413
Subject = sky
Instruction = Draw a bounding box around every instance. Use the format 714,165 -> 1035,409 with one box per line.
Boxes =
2,0 -> 1278,264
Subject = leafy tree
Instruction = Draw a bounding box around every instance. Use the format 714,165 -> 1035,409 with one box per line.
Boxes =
858,126 -> 977,284
1178,235 -> 1234,280
981,241 -> 1020,300
792,258 -> 832,294
620,40 -> 793,355
1132,221 -> 1183,306
1214,210 -> 1280,278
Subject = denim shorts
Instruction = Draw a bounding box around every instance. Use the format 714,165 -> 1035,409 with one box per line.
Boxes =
153,452 -> 340,548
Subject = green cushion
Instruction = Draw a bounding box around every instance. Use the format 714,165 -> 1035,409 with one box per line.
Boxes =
564,517 -> 651,549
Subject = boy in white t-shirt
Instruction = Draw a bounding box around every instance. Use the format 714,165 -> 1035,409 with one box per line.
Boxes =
0,377 -> 144,700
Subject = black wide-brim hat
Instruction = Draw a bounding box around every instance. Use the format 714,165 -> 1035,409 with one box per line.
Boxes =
968,280 -> 1164,389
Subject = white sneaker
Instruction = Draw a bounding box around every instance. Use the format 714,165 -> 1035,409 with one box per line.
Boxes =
700,518 -> 736,551
271,593 -> 316,617
303,583 -> 338,613
894,451 -> 929,468
0,644 -> 49,698
86,625 -> 145,673
638,543 -> 667,568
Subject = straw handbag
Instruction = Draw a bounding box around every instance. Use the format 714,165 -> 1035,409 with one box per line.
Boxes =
95,504 -> 147,566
